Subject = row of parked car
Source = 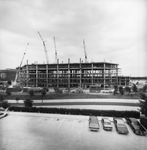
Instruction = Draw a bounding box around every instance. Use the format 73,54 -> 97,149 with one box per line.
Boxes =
89,116 -> 147,136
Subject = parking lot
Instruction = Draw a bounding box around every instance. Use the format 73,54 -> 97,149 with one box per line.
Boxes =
0,112 -> 146,150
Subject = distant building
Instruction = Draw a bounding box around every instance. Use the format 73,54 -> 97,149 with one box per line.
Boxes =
0,69 -> 16,81
0,69 -> 16,88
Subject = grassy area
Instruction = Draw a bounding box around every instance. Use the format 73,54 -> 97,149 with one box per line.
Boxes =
0,92 -> 140,100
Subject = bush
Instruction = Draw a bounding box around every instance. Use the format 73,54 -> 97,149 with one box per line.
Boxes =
140,117 -> 147,129
28,89 -> 34,97
1,100 -> 11,109
15,97 -> 20,103
8,106 -> 140,118
139,92 -> 147,116
6,90 -> 11,96
24,98 -> 33,107
119,86 -> 124,95
0,95 -> 4,101
125,87 -> 131,93
132,84 -> 138,93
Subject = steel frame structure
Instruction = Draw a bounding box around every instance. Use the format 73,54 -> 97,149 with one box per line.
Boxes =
18,59 -> 130,89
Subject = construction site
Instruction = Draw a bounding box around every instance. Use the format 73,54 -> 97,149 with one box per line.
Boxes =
17,60 -> 130,89
14,32 -> 130,90
0,32 -> 135,92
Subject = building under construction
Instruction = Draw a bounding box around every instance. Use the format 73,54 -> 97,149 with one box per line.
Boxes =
18,59 -> 130,89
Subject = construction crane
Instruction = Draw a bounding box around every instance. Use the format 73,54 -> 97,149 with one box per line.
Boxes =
14,43 -> 29,86
38,31 -> 49,64
20,43 -> 29,67
53,37 -> 58,64
83,39 -> 88,63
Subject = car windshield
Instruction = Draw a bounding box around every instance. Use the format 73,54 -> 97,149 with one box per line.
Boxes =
118,124 -> 125,127
104,122 -> 111,125
132,121 -> 139,125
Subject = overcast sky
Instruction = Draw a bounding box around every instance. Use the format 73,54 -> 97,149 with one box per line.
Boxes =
0,0 -> 147,76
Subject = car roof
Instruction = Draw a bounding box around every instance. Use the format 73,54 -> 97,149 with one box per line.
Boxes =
129,118 -> 138,122
103,118 -> 110,122
0,107 -> 5,111
116,119 -> 124,124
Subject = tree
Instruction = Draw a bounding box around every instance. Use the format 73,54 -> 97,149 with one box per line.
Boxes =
6,90 -> 11,96
24,98 -> 33,107
0,95 -> 4,108
15,97 -> 20,105
119,86 -> 124,95
124,86 -> 131,94
28,89 -> 34,97
7,80 -> 11,86
1,100 -> 11,109
113,84 -> 118,95
140,93 -> 147,117
132,84 -> 138,93
0,95 -> 4,101
41,88 -> 46,103
143,84 -> 147,93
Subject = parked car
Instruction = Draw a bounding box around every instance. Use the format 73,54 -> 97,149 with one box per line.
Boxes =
89,116 -> 99,131
126,118 -> 147,136
101,118 -> 112,131
113,118 -> 128,134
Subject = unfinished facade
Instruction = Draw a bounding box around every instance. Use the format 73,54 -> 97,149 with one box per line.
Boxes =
18,59 -> 130,89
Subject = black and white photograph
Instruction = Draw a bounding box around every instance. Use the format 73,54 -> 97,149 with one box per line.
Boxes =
0,0 -> 147,150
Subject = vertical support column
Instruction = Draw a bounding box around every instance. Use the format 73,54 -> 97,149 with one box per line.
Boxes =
26,65 -> 29,87
68,58 -> 70,90
25,65 -> 29,86
18,67 -> 21,86
46,64 -> 48,88
119,77 -> 121,86
91,63 -> 93,85
57,59 -> 59,88
103,63 -> 105,90
36,65 -> 38,87
79,58 -> 82,88
116,64 -> 118,86
110,65 -> 112,88
125,77 -> 126,87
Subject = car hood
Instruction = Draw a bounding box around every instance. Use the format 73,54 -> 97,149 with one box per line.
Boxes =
105,124 -> 112,128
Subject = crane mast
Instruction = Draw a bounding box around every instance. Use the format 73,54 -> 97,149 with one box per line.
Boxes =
14,43 -> 29,86
20,43 -> 29,67
53,37 -> 58,64
83,39 -> 88,63
38,31 -> 49,64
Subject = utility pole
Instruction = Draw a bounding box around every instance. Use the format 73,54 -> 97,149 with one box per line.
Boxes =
53,37 -> 58,64
83,39 -> 88,63
38,31 -> 49,64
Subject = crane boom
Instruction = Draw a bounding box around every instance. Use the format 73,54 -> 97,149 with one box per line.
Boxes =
83,39 -> 88,63
20,43 -> 29,67
38,31 -> 49,64
53,37 -> 58,64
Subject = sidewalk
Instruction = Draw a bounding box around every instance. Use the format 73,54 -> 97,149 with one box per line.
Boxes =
8,98 -> 140,104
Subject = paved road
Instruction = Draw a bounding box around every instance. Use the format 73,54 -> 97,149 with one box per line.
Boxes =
8,99 -> 140,107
